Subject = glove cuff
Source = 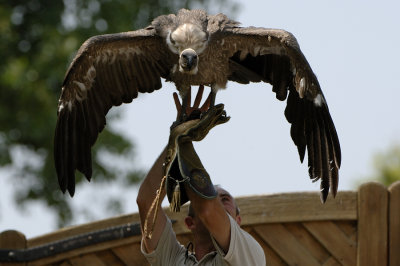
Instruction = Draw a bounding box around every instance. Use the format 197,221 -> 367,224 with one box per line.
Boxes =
167,141 -> 217,212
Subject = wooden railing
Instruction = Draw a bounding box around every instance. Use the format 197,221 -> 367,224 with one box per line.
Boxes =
0,181 -> 399,265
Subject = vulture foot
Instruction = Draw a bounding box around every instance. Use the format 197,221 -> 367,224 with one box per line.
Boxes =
172,85 -> 213,128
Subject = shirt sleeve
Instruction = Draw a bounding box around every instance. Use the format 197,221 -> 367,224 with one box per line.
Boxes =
141,218 -> 187,266
212,214 -> 266,266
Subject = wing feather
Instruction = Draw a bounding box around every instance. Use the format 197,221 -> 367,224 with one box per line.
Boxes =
55,29 -> 172,195
220,27 -> 341,201
54,111 -> 66,189
322,107 -> 341,196
75,101 -> 89,177
67,106 -> 78,195
305,107 -> 315,181
316,108 -> 330,202
311,107 -> 322,182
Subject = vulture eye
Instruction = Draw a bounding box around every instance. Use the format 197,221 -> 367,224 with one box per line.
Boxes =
169,33 -> 176,45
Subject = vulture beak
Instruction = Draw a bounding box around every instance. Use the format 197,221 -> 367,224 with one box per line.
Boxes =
179,48 -> 198,74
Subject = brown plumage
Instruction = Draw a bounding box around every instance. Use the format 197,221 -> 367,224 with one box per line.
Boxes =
54,9 -> 341,202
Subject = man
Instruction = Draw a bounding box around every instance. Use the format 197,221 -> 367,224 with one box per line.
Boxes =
137,87 -> 266,265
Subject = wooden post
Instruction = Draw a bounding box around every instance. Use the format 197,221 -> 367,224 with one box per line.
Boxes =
357,182 -> 388,266
389,181 -> 400,266
0,230 -> 27,266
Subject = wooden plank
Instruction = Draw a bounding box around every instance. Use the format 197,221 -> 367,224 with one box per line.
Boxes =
94,250 -> 125,266
262,243 -> 287,266
249,228 -> 287,266
334,220 -> 357,237
235,191 -> 357,225
285,223 -> 330,263
304,221 -> 356,266
323,256 -> 341,266
58,261 -> 73,266
0,230 -> 27,249
389,181 -> 400,266
47,261 -> 73,266
254,224 -> 321,266
357,182 -> 388,266
0,230 -> 27,266
68,253 -> 107,266
112,243 -> 148,266
335,220 -> 357,243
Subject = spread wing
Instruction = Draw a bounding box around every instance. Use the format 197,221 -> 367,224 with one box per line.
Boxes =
220,27 -> 341,202
54,28 -> 173,196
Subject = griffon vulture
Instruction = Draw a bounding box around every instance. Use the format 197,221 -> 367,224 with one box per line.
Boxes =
54,9 -> 341,202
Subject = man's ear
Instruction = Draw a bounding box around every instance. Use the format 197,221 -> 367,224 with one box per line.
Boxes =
185,216 -> 195,230
235,215 -> 242,226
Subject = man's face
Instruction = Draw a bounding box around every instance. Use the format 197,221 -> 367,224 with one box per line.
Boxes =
216,187 -> 240,223
184,187 -> 241,233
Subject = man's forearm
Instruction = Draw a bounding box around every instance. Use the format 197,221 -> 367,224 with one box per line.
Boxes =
184,173 -> 231,252
137,147 -> 167,211
137,147 -> 168,252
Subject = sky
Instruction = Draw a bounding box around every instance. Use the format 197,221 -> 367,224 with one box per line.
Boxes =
1,0 -> 400,238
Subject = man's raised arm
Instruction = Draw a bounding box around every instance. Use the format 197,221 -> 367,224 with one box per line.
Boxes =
185,183 -> 232,252
171,86 -> 232,253
136,148 -> 167,253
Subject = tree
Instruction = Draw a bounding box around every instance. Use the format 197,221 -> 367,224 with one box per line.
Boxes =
365,144 -> 400,186
0,0 -> 238,227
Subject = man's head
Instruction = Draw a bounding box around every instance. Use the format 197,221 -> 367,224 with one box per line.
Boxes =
214,185 -> 241,223
184,185 -> 241,234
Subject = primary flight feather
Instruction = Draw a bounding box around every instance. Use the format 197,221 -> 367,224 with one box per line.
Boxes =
54,9 -> 341,202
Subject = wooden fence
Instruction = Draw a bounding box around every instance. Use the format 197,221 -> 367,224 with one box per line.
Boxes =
0,181 -> 399,265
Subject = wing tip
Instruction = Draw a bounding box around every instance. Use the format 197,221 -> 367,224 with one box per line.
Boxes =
320,187 -> 329,203
68,187 -> 75,197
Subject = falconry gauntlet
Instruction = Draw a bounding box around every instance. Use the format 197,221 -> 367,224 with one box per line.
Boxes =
165,104 -> 230,212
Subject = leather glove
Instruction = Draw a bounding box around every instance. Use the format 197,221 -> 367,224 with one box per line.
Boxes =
164,104 -> 230,211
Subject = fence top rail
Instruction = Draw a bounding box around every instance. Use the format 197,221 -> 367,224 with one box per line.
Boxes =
23,190 -> 357,248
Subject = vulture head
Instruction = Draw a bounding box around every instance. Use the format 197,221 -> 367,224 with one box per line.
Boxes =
167,23 -> 209,75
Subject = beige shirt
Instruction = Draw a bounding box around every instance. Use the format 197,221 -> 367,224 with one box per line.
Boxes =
141,214 -> 266,265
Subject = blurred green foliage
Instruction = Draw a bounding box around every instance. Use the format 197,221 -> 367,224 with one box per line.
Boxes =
0,0 -> 238,227
367,145 -> 400,186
